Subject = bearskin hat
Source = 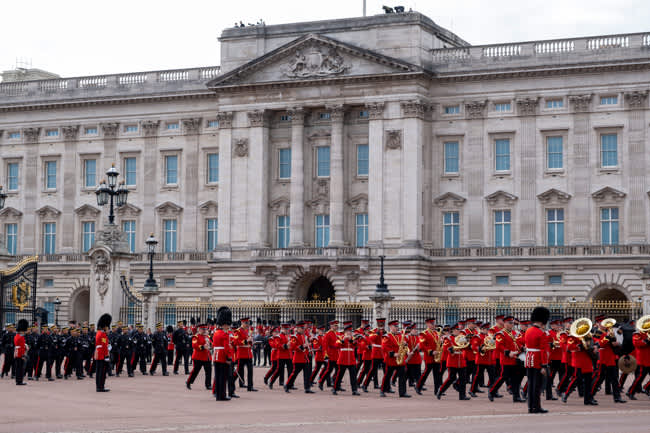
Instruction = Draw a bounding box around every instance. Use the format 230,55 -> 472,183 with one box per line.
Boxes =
166,325 -> 174,333
216,306 -> 232,326
190,317 -> 195,325
97,313 -> 112,330
530,307 -> 550,325
16,319 -> 29,333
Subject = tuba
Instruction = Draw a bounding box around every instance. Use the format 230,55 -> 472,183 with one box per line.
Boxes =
570,317 -> 598,361
636,315 -> 650,336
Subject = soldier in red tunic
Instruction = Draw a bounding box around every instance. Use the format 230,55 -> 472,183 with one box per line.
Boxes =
186,324 -> 211,390
333,323 -> 360,395
264,326 -> 280,386
562,322 -> 598,405
405,323 -> 422,388
309,325 -> 326,385
489,316 -> 524,402
590,319 -> 625,402
232,318 -> 257,392
268,323 -> 292,389
355,325 -> 373,389
524,307 -> 550,414
318,320 -> 340,391
362,318 -> 385,392
284,321 -> 314,393
13,319 -> 29,385
437,323 -> 470,400
469,322 -> 492,396
416,317 -> 442,395
380,320 -> 410,398
212,307 -> 233,401
94,313 -> 112,392
627,323 -> 650,400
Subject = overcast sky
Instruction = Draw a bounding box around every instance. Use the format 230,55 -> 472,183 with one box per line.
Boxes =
1,0 -> 648,78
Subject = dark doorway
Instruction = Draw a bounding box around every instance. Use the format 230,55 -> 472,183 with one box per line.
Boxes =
593,288 -> 627,302
306,276 -> 335,301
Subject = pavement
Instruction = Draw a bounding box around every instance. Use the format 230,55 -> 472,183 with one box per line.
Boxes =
1,368 -> 649,433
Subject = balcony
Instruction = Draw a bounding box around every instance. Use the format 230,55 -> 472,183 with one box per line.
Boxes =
425,244 -> 650,258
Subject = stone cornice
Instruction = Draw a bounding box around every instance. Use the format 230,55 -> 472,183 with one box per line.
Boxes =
625,90 -> 649,109
365,102 -> 385,120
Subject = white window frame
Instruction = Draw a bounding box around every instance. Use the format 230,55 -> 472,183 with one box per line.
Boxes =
278,148 -> 291,180
206,218 -> 218,251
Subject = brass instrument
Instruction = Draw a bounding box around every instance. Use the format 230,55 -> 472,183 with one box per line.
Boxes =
395,330 -> 410,365
601,317 -> 618,340
433,329 -> 443,363
636,315 -> 650,336
570,317 -> 598,361
452,334 -> 469,352
480,334 -> 496,355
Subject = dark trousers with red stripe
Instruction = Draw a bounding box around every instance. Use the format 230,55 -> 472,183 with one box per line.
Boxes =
417,362 -> 442,393
309,360 -> 326,384
286,362 -> 311,390
490,364 -> 521,401
334,364 -> 357,393
526,367 -> 543,412
2,352 -> 14,376
35,353 -> 52,379
470,364 -> 489,393
406,363 -> 421,387
382,365 -> 406,396
265,359 -> 278,382
592,364 -> 621,399
566,369 -> 593,404
95,359 -> 108,391
187,359 -> 211,389
318,359 -> 337,387
174,349 -> 190,374
548,360 -> 562,398
628,365 -> 649,396
356,359 -> 372,386
237,358 -> 254,389
362,358 -> 382,388
269,358 -> 291,386
149,352 -> 167,374
132,352 -> 147,374
439,367 -> 467,399
557,363 -> 572,393
213,362 -> 229,400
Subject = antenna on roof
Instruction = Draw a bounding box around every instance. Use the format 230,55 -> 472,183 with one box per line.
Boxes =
363,0 -> 366,16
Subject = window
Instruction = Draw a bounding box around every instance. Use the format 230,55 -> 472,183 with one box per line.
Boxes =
43,222 -> 56,254
43,302 -> 54,323
357,144 -> 369,176
279,149 -> 291,179
82,221 -> 95,252
444,105 -> 460,114
600,208 -> 619,245
444,141 -> 459,174
207,120 -> 219,128
206,278 -> 212,287
279,114 -> 292,122
600,134 -> 617,168
165,155 -> 178,184
443,211 -> 460,248
125,125 -> 138,133
164,278 -> 176,287
319,112 -> 331,120
163,219 -> 177,253
444,276 -> 458,286
207,153 -> 219,183
166,122 -> 179,130
44,279 -> 54,287
546,136 -> 563,170
277,215 -> 290,248
206,218 -> 218,251
122,220 -> 136,253
358,110 -> 369,118
8,132 -> 20,139
46,129 -> 59,137
495,275 -> 510,285
549,275 -> 563,285
84,127 -> 98,135
7,162 -> 19,191
45,161 -> 57,189
547,209 -> 564,246
124,157 -> 137,186
84,159 -> 96,188
355,213 -> 368,247
495,102 -> 511,112
494,210 -> 511,247
600,96 -> 618,105
316,147 -> 330,177
315,214 -> 330,247
495,139 -> 510,171
5,223 -> 17,255
546,99 -> 563,109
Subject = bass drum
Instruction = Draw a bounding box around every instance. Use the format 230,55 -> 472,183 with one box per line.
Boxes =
618,354 -> 637,375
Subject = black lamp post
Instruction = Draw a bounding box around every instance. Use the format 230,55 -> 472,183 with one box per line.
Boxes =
143,233 -> 158,292
53,297 -> 61,326
375,255 -> 389,293
95,164 -> 129,225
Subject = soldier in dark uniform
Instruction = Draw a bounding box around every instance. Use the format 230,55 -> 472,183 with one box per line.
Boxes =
149,322 -> 169,376
108,325 -> 120,375
131,324 -> 149,375
181,329 -> 193,374
172,321 -> 185,374
35,325 -> 54,381
64,327 -> 84,379
1,323 -> 16,378
25,325 -> 39,380
118,325 -> 134,377
51,326 -> 65,379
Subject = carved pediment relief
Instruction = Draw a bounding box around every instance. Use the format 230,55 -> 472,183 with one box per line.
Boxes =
269,196 -> 290,215
0,207 -> 23,219
307,129 -> 331,141
537,188 -> 572,204
207,34 -> 421,89
36,205 -> 61,219
116,203 -> 142,217
592,186 -> 626,202
306,197 -> 330,214
434,192 -> 467,207
485,190 -> 518,206
199,200 -> 218,216
74,204 -> 101,218
348,193 -> 368,213
155,201 -> 183,217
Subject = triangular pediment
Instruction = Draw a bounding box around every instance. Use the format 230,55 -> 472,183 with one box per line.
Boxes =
485,190 -> 518,206
208,34 -> 423,89
0,206 -> 23,218
592,186 -> 626,201
537,188 -> 571,204
74,204 -> 101,218
116,203 -> 142,217
269,196 -> 290,214
199,200 -> 218,215
155,201 -> 183,216
36,205 -> 61,218
433,192 -> 466,207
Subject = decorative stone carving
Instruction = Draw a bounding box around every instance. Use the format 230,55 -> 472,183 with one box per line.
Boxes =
592,186 -> 626,202
141,120 -> 160,137
92,250 -> 111,302
23,127 -> 41,143
465,101 -> 487,119
288,107 -> 305,123
101,122 -> 120,138
93,224 -> 130,253
348,193 -> 368,213
485,190 -> 518,206
247,110 -> 266,127
434,192 -> 467,207
516,97 -> 539,116
569,94 -> 592,112
327,104 -> 345,123
315,179 -> 329,198
282,45 -> 350,78
36,205 -> 61,219
115,203 -> 142,217
61,125 -> 79,140
198,200 -> 218,216
400,100 -> 430,119
269,196 -> 290,215
182,118 -> 202,135
365,102 -> 385,120
264,273 -> 279,300
233,138 -> 249,157
0,207 -> 23,220
307,129 -> 331,141
537,188 -> 572,204
345,272 -> 361,297
155,201 -> 183,217
625,90 -> 649,109
307,181 -> 330,214
74,204 -> 101,218
216,112 -> 233,129
385,130 -> 402,150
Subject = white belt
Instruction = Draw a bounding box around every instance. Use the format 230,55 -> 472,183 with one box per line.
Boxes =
527,349 -> 541,352
372,344 -> 382,348
213,346 -> 225,350
340,348 -> 354,351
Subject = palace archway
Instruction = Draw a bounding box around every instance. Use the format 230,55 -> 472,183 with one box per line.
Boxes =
591,286 -> 628,302
306,276 -> 335,301
71,288 -> 90,323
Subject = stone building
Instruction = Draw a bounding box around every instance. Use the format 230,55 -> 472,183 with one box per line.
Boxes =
1,11 -> 649,323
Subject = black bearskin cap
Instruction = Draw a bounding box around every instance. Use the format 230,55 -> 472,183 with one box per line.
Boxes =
217,306 -> 232,326
166,325 -> 174,333
17,319 -> 29,332
530,307 -> 550,325
97,313 -> 112,330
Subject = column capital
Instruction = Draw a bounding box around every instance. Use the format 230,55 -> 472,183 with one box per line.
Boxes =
625,90 -> 649,109
216,111 -> 233,129
288,107 -> 306,124
61,125 -> 79,141
464,100 -> 487,119
101,122 -> 120,138
141,120 -> 160,137
327,104 -> 345,123
568,94 -> 593,113
515,97 -> 539,116
182,118 -> 202,135
23,127 -> 41,143
400,99 -> 433,119
365,102 -> 385,120
247,110 -> 268,127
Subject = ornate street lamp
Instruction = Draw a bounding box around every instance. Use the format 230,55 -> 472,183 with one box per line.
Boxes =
143,233 -> 159,292
95,163 -> 129,225
53,297 -> 62,326
0,185 -> 7,210
375,255 -> 389,293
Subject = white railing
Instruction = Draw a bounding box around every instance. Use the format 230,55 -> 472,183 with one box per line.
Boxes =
0,82 -> 28,96
118,73 -> 147,85
39,79 -> 69,92
642,34 -> 650,46
158,70 -> 189,81
251,247 -> 370,258
587,36 -> 629,50
482,44 -> 522,57
200,67 -> 221,80
534,40 -> 575,54
78,76 -> 108,88
432,47 -> 470,61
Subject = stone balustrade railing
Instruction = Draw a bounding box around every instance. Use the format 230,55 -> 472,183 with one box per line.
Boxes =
426,244 -> 650,258
0,66 -> 221,101
12,252 -> 209,263
251,247 -> 371,258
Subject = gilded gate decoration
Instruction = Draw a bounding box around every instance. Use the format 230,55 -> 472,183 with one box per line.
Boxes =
0,256 -> 38,324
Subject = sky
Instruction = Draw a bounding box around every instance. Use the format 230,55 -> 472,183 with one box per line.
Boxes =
1,0 -> 648,78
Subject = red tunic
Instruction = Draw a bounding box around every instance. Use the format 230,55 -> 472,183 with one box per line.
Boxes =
473,334 -> 492,365
406,334 -> 422,365
356,336 -> 371,361
269,335 -> 279,361
419,329 -> 438,364
232,328 -> 253,359
382,332 -> 401,367
312,335 -> 325,362
275,333 -> 291,360
14,333 -> 26,359
167,333 -> 175,351
567,336 -> 593,373
524,325 -> 545,369
94,330 -> 109,360
444,335 -> 466,369
596,333 -> 617,367
632,332 -> 650,367
368,330 -> 384,359
323,330 -> 340,362
336,336 -> 357,365
191,334 -> 211,361
211,329 -> 231,363
495,330 -> 519,366
289,334 -> 309,364
548,329 -> 562,361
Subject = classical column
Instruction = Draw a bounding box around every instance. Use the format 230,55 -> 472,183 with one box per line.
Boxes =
288,108 -> 306,247
247,110 -> 270,247
516,98 -> 539,246
568,95 -> 592,245
21,128 -> 41,254
182,118 -> 202,250
101,122 -> 120,163
464,101 -> 487,246
141,121 -> 160,241
624,91 -> 649,243
366,102 -> 385,247
62,125 -> 84,253
328,104 -> 345,247
216,112 -> 233,252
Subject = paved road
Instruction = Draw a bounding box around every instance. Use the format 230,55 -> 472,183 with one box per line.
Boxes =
1,369 -> 648,433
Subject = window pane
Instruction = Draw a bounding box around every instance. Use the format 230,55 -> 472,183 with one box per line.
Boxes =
495,139 -> 510,171
206,218 -> 218,251
546,136 -> 563,169
208,153 -> 219,183
84,159 -> 96,187
357,145 -> 369,176
317,147 -> 330,177
82,221 -> 95,252
277,215 -> 290,248
444,141 -> 459,173
355,213 -> 368,247
164,219 -> 177,252
46,161 -> 57,189
122,220 -> 136,253
43,223 -> 56,254
5,223 -> 17,255
496,275 -> 509,285
7,163 -> 19,190
124,157 -> 137,186
601,134 -> 617,167
279,148 -> 291,179
166,155 -> 178,184
549,275 -> 562,285
445,276 -> 458,285
443,211 -> 459,248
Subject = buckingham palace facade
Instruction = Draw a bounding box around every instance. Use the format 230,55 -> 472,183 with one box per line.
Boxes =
1,12 -> 650,323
